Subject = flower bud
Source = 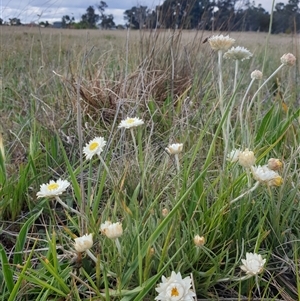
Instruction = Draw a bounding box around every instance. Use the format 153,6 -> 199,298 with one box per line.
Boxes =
100,221 -> 123,239
165,143 -> 183,155
74,234 -> 93,253
194,235 -> 205,247
238,149 -> 256,168
162,208 -> 169,217
268,158 -> 282,171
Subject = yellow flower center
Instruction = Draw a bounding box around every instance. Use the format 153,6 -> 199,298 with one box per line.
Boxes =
171,286 -> 179,297
89,142 -> 99,151
127,118 -> 135,124
47,183 -> 59,190
273,176 -> 283,186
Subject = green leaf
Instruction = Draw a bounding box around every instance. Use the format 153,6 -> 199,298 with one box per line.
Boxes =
0,244 -> 14,293
13,209 -> 43,266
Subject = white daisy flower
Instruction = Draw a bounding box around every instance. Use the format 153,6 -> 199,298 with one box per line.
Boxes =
36,178 -> 70,198
240,252 -> 266,276
251,165 -> 283,186
208,35 -> 235,51
165,143 -> 183,155
118,117 -> 144,129
100,221 -> 123,239
83,137 -> 106,160
224,46 -> 252,61
74,233 -> 93,253
155,271 -> 196,301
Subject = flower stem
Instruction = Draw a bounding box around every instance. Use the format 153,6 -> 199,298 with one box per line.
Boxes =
174,154 -> 180,173
246,63 -> 285,145
115,238 -> 122,256
130,128 -> 139,166
233,59 -> 239,93
229,181 -> 260,205
217,50 -> 229,158
55,196 -> 85,219
86,249 -> 117,277
98,154 -> 114,183
218,50 -> 224,114
248,64 -> 285,110
239,78 -> 255,147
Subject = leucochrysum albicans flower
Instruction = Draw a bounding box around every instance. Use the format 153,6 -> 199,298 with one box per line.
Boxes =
83,136 -> 106,160
251,70 -> 263,80
100,221 -> 123,239
194,235 -> 205,247
223,46 -> 252,61
74,234 -> 93,253
238,149 -> 256,168
208,35 -> 235,51
162,208 -> 169,217
267,158 -> 282,171
36,179 -> 70,198
165,143 -> 183,155
118,117 -> 144,129
227,148 -> 241,163
251,165 -> 283,186
280,53 -> 296,66
240,252 -> 266,276
228,148 -> 256,168
166,143 -> 183,172
155,271 -> 196,301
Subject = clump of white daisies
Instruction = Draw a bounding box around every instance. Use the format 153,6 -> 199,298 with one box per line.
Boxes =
227,148 -> 283,205
35,108 -> 287,299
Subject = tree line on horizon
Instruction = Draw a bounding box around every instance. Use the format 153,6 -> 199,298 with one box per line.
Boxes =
1,0 -> 299,34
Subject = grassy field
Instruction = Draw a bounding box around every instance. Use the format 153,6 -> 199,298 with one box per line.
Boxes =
0,26 -> 300,300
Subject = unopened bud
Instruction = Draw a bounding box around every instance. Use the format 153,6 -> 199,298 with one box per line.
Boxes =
162,208 -> 169,217
194,235 -> 205,247
268,158 -> 282,171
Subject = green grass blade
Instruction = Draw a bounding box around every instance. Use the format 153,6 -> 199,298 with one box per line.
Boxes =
13,209 -> 43,266
0,244 -> 14,293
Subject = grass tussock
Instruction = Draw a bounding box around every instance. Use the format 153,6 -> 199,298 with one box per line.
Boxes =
0,26 -> 300,301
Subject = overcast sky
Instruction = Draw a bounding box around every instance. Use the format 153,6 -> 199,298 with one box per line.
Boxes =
0,0 -> 289,25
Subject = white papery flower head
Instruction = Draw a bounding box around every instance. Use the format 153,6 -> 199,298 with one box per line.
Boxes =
100,221 -> 123,239
280,53 -> 296,66
240,252 -> 266,276
208,35 -> 235,51
36,178 -> 70,198
267,158 -> 283,171
227,148 -> 241,163
162,208 -> 169,217
74,233 -> 93,252
118,117 -> 144,129
155,271 -> 196,301
238,149 -> 256,168
194,235 -> 205,247
251,70 -> 263,80
166,143 -> 183,155
223,46 -> 252,61
251,165 -> 283,186
83,137 -> 106,160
